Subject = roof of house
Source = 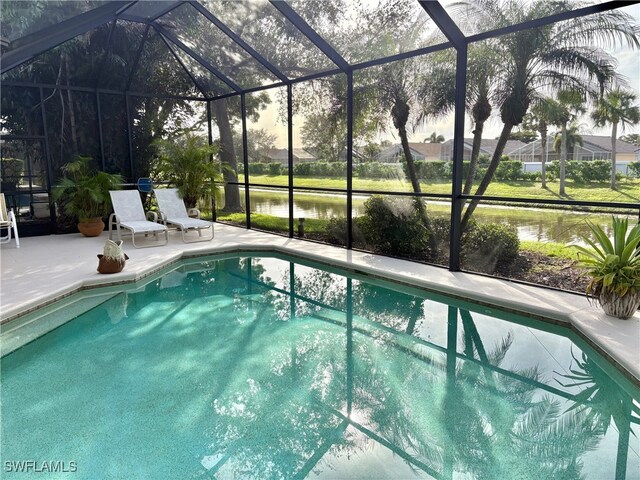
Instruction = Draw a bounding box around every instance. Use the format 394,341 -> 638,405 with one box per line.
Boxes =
581,135 -> 638,154
407,142 -> 443,158
442,138 -> 527,156
507,135 -> 640,154
265,148 -> 315,160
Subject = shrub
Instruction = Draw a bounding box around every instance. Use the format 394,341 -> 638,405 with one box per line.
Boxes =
355,162 -> 400,179
325,217 -> 348,245
462,222 -> 520,273
0,157 -> 23,191
565,160 -> 610,183
626,161 -> 640,178
358,196 -> 432,259
547,160 -> 612,183
580,160 -> 610,182
248,163 -> 266,175
267,163 -> 282,176
415,161 -> 448,180
293,161 -> 346,177
495,160 -> 524,181
293,162 -> 312,176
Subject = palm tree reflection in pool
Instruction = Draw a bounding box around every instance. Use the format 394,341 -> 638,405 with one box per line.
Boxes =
196,258 -> 636,479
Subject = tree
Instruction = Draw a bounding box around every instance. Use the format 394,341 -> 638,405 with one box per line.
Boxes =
551,90 -> 586,195
373,57 -> 434,239
620,133 -> 640,146
426,132 -> 445,143
553,123 -> 584,157
300,111 -> 348,163
152,132 -> 219,208
419,44 -> 498,196
458,0 -> 638,230
522,98 -> 565,188
506,130 -> 537,143
591,89 -> 640,189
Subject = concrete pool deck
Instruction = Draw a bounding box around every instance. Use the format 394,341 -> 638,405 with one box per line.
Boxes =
1,223 -> 638,382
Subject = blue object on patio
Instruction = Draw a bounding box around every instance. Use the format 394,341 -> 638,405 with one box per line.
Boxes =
137,178 -> 153,193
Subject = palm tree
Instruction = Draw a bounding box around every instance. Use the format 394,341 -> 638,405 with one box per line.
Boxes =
591,89 -> 640,189
426,132 -> 445,143
458,0 -> 638,230
523,98 -> 565,188
419,44 -> 498,195
374,58 -> 435,244
551,90 -> 586,195
552,123 -> 584,159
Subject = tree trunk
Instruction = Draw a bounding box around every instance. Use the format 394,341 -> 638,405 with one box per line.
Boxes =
461,122 -> 514,231
559,122 -> 567,196
394,108 -> 435,253
540,122 -> 547,189
610,121 -> 618,190
65,56 -> 78,154
214,98 -> 242,212
398,123 -> 423,196
463,120 -> 485,195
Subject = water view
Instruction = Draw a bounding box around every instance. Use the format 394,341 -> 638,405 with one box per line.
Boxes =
221,189 -> 638,244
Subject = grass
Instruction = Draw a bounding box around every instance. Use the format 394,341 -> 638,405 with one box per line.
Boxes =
217,213 -> 328,233
240,174 -> 640,205
519,241 -> 580,261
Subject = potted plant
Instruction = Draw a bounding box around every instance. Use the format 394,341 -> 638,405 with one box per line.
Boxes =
54,156 -> 123,237
574,216 -> 640,319
152,133 -> 219,209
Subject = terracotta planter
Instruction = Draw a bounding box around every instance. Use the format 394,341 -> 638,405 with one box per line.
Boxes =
78,217 -> 105,237
598,288 -> 640,320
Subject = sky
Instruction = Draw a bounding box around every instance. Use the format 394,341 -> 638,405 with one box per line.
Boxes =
252,3 -> 640,148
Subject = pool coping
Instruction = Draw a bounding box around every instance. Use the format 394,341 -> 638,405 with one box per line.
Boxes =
1,232 -> 638,385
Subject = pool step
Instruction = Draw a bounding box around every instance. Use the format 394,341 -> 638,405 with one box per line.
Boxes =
0,291 -> 119,357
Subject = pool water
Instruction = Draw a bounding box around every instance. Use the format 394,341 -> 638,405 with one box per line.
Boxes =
2,254 -> 639,479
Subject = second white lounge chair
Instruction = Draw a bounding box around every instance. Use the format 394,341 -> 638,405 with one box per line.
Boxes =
154,188 -> 214,243
0,193 -> 20,248
109,190 -> 168,248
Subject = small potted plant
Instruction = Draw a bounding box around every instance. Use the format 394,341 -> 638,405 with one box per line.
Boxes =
574,216 -> 640,319
54,156 -> 123,237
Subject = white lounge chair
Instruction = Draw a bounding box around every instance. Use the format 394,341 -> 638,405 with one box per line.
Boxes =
154,188 -> 214,243
108,190 -> 168,248
0,193 -> 19,247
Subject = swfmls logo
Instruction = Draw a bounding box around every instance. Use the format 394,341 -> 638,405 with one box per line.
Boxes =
4,460 -> 78,473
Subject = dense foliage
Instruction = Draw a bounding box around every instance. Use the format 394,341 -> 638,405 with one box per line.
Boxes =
53,155 -> 122,219
152,133 -> 219,209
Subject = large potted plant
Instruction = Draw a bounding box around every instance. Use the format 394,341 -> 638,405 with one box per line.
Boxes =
54,156 -> 123,237
574,217 -> 640,319
152,133 -> 219,209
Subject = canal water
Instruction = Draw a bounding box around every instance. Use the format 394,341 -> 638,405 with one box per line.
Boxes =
222,189 -> 638,245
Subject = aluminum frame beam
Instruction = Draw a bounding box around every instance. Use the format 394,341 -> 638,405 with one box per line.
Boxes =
467,0 -> 640,44
269,0 -> 350,72
154,23 -> 241,93
188,1 -> 289,83
1,2 -> 133,74
418,1 -> 466,49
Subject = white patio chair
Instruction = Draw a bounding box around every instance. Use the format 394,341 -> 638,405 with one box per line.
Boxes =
154,188 -> 214,243
108,190 -> 168,248
0,193 -> 19,247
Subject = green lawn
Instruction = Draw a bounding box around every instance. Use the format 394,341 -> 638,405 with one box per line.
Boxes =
239,174 -> 640,204
519,241 -> 580,260
217,213 -> 328,234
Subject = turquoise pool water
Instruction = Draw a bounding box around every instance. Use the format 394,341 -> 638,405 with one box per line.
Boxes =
1,254 -> 639,479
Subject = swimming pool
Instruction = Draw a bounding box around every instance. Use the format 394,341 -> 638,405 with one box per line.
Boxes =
1,253 -> 638,479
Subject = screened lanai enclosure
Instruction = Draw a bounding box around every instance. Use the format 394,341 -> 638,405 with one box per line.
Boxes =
1,0 -> 639,288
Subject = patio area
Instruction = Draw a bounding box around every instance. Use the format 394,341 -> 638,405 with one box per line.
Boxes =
1,225 -> 638,383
